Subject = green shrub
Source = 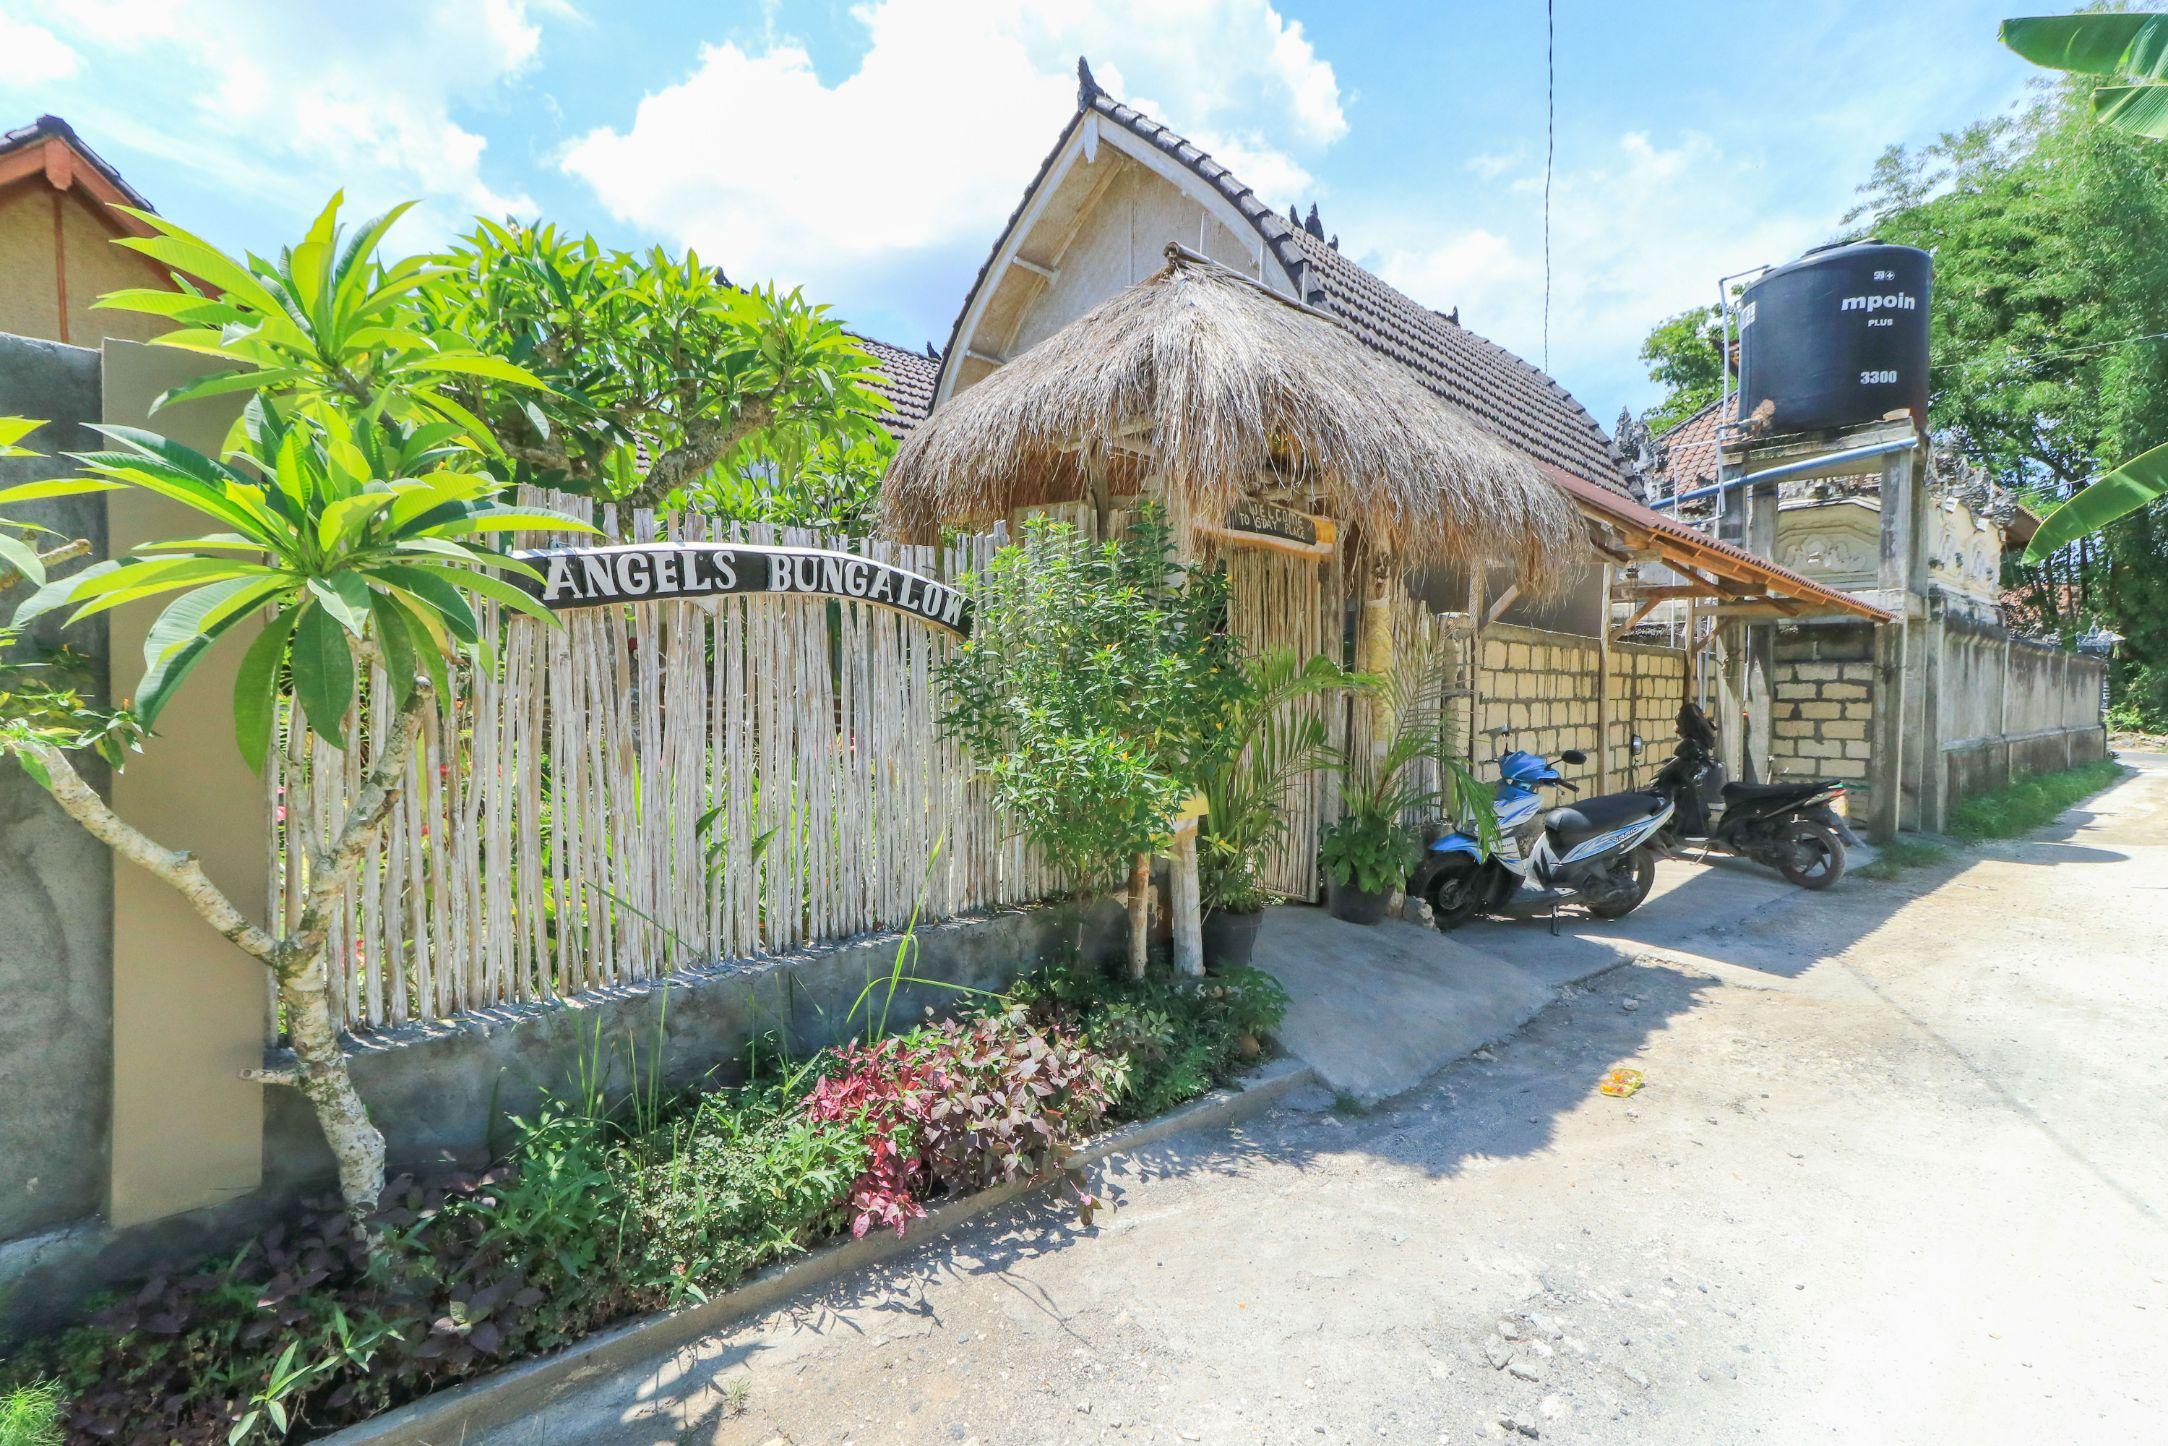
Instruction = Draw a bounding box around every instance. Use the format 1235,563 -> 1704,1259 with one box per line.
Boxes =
1013,958 -> 1289,1119
936,507 -> 1244,891
624,1094 -> 868,1301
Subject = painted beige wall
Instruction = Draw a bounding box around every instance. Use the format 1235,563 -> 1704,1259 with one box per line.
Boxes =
59,192 -> 170,347
0,183 -> 170,348
100,340 -> 268,1228
0,188 -> 60,341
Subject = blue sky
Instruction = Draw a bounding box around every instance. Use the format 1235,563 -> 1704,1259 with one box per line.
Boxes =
2,1 -> 2041,426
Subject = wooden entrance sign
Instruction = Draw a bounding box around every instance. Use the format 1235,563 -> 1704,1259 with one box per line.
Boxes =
509,542 -> 973,637
1195,501 -> 1338,560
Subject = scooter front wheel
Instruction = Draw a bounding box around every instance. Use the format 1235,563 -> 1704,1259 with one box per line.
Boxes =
1586,846 -> 1659,920
1777,819 -> 1846,890
1427,858 -> 1488,931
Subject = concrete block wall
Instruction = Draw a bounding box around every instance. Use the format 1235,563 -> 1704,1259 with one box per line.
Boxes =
1771,626 -> 1878,812
1476,624 -> 1603,788
1475,623 -> 1688,790
1606,644 -> 1690,787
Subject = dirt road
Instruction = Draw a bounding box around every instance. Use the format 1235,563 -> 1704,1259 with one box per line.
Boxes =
533,754 -> 2168,1445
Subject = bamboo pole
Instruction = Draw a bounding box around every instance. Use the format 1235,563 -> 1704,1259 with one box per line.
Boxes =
1169,817 -> 1204,977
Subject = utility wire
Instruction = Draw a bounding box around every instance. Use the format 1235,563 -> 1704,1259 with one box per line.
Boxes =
1928,327 -> 2168,374
1543,0 -> 1555,372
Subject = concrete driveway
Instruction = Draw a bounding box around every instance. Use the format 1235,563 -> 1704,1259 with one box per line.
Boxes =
503,754 -> 2168,1446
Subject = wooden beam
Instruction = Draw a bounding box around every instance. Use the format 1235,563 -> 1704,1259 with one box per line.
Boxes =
1169,817 -> 1204,978
1610,595 -> 1666,643
1612,582 -> 1720,602
1596,562 -> 1615,792
965,347 -> 1006,368
1484,583 -> 1521,626
1011,255 -> 1057,282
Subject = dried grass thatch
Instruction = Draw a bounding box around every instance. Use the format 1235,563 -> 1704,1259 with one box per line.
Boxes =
883,244 -> 1588,593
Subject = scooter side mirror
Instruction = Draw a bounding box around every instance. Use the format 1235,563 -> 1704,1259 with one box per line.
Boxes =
1630,734 -> 1646,756
1559,748 -> 1587,766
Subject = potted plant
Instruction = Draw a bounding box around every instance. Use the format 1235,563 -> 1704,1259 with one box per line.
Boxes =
1195,649 -> 1361,965
1323,633 -> 1494,925
1320,810 -> 1422,924
1199,845 -> 1273,969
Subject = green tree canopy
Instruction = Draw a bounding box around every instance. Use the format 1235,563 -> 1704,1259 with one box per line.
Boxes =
1843,87 -> 2168,722
1635,304 -> 1726,433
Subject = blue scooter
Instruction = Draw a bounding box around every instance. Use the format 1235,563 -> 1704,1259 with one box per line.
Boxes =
1409,732 -> 1674,931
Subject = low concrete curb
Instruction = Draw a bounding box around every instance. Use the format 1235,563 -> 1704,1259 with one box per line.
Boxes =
321,1056 -> 1317,1446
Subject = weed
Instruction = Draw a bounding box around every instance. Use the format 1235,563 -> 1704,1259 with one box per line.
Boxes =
1945,759 -> 2126,841
0,1381 -> 63,1446
1858,835 -> 1952,881
1330,1090 -> 1375,1117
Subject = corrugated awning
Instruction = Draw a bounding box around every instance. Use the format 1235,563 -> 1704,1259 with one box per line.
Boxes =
1543,464 -> 1891,630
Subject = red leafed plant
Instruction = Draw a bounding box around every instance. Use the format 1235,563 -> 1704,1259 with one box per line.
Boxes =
803,1037 -> 934,1238
804,1009 -> 1123,1238
913,1007 -> 1121,1221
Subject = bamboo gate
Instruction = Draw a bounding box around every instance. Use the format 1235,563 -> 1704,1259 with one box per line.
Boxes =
268,494 -> 1457,1037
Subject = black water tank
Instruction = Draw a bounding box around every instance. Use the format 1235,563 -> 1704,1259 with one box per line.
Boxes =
1737,241 -> 1930,434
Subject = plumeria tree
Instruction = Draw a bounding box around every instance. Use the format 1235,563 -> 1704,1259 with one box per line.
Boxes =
0,197 -> 587,1220
416,220 -> 891,509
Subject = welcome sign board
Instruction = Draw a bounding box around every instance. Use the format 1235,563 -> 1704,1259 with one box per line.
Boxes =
510,543 -> 973,637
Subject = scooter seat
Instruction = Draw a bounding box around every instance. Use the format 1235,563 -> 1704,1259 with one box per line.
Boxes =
1545,792 -> 1666,850
1721,780 -> 1830,805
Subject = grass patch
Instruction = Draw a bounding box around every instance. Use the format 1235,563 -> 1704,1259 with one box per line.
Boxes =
1858,758 -> 2127,881
1945,759 -> 2126,842
0,1382 -> 63,1446
1858,835 -> 1952,881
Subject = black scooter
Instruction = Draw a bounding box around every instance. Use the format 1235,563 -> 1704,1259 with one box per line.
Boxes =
1638,702 -> 1859,890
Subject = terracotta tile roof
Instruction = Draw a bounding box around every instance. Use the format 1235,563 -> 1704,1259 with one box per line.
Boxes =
854,333 -> 939,438
1283,227 -> 1630,494
1543,462 -> 1890,622
1648,393 -> 1735,498
936,64 -> 1634,497
0,114 -> 155,212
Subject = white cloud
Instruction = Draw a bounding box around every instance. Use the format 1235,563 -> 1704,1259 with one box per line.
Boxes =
29,0 -> 555,236
564,0 -> 1344,331
0,10 -> 81,83
1365,131 -> 1830,420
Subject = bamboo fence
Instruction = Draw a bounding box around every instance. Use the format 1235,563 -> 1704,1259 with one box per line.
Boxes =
266,491 -> 1472,1035
270,492 -> 1056,1035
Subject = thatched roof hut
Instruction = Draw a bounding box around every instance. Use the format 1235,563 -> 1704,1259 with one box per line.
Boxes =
882,244 -> 1588,594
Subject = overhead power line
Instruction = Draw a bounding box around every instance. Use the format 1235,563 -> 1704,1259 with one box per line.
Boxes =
1543,0 -> 1555,373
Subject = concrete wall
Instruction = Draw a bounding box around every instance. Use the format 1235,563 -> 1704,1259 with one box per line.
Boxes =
0,335 -> 112,1244
0,899 -> 1123,1338
1773,611 -> 2108,832
1936,613 -> 2108,815
98,342 -> 268,1229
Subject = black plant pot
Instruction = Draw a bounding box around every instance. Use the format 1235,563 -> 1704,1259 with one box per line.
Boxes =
1201,907 -> 1264,971
1326,879 -> 1392,926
